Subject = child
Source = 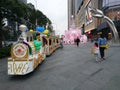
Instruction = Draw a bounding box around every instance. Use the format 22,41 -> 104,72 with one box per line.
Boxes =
92,42 -> 99,62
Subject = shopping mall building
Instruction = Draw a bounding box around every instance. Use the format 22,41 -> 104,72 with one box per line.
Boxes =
68,0 -> 120,40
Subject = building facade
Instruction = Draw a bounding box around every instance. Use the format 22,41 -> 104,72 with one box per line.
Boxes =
68,0 -> 83,29
75,0 -> 99,34
98,0 -> 120,38
68,0 -> 120,39
68,0 -> 74,29
68,0 -> 98,34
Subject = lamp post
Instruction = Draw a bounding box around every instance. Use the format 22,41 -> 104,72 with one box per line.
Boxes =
34,0 -> 38,26
52,23 -> 57,35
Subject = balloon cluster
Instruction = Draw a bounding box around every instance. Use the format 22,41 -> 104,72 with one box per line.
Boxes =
29,29 -> 34,32
43,29 -> 49,34
47,33 -> 50,37
26,27 -> 29,32
33,40 -> 42,51
52,36 -> 56,39
36,26 -> 45,32
19,25 -> 27,32
19,25 -> 50,38
30,26 -> 50,37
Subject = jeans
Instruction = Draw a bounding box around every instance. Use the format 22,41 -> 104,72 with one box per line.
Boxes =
99,47 -> 105,58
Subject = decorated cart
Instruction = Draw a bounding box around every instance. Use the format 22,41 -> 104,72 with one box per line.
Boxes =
8,25 -> 60,75
8,25 -> 44,75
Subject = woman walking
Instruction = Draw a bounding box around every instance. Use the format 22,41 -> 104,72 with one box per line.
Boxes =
98,34 -> 107,60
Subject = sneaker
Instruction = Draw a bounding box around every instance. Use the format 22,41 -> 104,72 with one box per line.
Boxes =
101,57 -> 105,61
103,57 -> 105,60
96,60 -> 100,62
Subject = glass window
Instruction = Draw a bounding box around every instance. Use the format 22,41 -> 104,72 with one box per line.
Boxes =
102,0 -> 120,7
49,39 -> 51,45
27,37 -> 29,42
30,37 -> 33,41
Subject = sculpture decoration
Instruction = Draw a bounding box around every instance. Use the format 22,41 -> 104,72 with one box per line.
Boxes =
64,15 -> 88,44
90,8 -> 119,43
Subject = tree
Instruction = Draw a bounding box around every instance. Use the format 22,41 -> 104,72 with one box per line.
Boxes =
0,0 -> 52,48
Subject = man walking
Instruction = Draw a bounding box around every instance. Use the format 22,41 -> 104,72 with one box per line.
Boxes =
76,37 -> 80,47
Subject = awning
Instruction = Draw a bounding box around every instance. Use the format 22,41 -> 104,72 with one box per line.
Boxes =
113,20 -> 120,27
97,22 -> 109,31
97,20 -> 120,31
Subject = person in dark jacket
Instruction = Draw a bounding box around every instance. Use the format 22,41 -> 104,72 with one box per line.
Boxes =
75,37 -> 80,47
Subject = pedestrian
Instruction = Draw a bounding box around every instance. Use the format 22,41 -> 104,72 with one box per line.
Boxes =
76,37 -> 80,47
92,42 -> 99,62
60,38 -> 63,48
98,34 -> 107,60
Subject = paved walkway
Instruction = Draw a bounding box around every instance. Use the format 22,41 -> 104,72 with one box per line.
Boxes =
38,42 -> 120,90
0,42 -> 120,90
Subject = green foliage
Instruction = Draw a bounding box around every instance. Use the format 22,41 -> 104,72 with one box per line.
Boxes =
0,0 -> 53,50
0,0 -> 52,27
0,44 -> 12,58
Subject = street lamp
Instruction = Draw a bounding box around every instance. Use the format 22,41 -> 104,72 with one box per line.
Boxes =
34,0 -> 38,26
52,23 -> 57,35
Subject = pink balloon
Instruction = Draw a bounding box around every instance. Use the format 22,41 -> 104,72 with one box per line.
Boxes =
64,29 -> 82,44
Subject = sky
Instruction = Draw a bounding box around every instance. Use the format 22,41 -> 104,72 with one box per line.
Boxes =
27,0 -> 68,35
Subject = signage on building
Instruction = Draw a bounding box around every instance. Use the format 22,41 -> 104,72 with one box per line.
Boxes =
85,1 -> 93,26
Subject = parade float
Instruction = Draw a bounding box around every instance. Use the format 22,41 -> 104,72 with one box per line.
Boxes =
63,16 -> 88,45
42,35 -> 60,56
8,25 -> 60,75
63,29 -> 81,44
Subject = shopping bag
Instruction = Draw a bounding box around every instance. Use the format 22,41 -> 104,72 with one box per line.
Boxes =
91,47 -> 95,54
105,44 -> 109,49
